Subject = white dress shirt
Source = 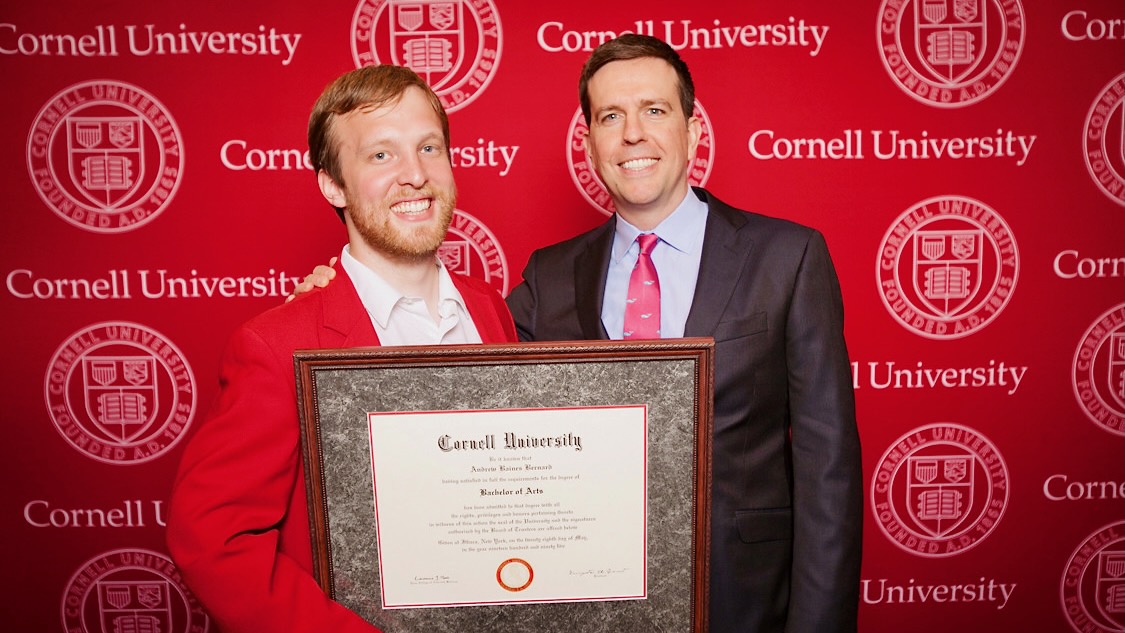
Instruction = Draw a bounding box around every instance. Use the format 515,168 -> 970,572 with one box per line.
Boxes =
340,245 -> 482,346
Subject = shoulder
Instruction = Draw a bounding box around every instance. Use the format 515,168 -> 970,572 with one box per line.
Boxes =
697,187 -> 823,247
213,302 -> 313,371
230,272 -> 353,350
242,289 -> 322,336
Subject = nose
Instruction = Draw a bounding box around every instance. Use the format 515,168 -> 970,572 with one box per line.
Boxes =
622,115 -> 646,144
398,151 -> 426,188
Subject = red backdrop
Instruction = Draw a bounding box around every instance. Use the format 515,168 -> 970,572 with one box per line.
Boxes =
2,1 -> 1123,631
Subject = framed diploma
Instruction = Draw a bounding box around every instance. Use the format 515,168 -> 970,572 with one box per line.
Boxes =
295,338 -> 713,633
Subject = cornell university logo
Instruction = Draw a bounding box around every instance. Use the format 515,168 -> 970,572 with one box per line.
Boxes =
44,321 -> 196,465
61,549 -> 209,633
1060,522 -> 1125,633
26,80 -> 184,233
1072,304 -> 1125,436
351,0 -> 502,113
877,195 -> 1019,340
877,0 -> 1025,107
1084,73 -> 1125,206
871,423 -> 1009,558
441,208 -> 509,294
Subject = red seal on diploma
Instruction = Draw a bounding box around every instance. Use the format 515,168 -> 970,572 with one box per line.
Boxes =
496,558 -> 533,592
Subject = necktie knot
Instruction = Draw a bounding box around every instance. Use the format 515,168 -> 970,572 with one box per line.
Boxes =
637,233 -> 660,256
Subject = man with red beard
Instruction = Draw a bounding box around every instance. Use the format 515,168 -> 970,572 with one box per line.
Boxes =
166,65 -> 516,633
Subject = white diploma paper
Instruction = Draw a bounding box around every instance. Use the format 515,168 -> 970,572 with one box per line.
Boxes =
367,405 -> 648,608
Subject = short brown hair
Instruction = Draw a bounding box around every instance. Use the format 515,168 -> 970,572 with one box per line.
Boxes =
308,65 -> 450,219
578,34 -> 695,125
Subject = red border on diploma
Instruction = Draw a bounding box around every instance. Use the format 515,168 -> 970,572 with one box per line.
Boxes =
367,404 -> 649,608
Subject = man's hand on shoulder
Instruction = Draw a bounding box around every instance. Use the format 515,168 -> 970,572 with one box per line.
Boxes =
285,256 -> 338,303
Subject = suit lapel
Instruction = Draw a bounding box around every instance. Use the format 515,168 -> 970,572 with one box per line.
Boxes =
451,274 -> 507,344
575,221 -> 614,340
685,190 -> 755,338
319,261 -> 380,348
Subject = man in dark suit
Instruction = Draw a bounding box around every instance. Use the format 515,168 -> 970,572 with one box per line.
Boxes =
505,35 -> 863,632
167,65 -> 516,633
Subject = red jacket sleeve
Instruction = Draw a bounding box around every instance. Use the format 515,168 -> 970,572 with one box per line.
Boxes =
166,324 -> 380,633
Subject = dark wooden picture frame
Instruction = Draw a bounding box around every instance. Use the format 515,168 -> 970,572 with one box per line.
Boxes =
295,338 -> 714,632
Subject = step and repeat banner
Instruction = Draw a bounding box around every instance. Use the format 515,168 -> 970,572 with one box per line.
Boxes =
2,1 -> 1122,631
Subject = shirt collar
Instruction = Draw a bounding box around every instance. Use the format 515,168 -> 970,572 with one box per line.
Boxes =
339,245 -> 468,329
612,189 -> 708,261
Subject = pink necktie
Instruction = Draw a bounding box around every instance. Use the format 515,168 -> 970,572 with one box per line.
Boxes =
623,233 -> 661,339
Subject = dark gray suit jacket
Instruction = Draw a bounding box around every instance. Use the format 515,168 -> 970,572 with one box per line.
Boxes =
506,188 -> 862,633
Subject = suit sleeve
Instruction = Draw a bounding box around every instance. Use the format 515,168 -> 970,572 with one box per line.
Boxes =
783,231 -> 863,633
166,325 -> 379,633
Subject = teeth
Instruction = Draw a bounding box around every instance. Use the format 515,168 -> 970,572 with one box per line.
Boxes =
621,158 -> 657,171
391,199 -> 431,215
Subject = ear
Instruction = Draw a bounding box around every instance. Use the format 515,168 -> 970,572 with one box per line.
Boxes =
317,170 -> 347,209
686,115 -> 702,159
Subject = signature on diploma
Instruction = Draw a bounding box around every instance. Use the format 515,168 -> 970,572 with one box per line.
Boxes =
569,567 -> 628,579
410,574 -> 457,585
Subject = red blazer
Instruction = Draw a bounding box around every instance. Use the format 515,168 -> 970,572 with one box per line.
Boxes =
167,263 -> 517,633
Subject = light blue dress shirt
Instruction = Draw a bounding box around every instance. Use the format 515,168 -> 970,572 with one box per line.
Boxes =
601,191 -> 708,339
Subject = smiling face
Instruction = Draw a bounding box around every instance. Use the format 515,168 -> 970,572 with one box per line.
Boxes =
584,56 -> 701,229
317,86 -> 456,264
